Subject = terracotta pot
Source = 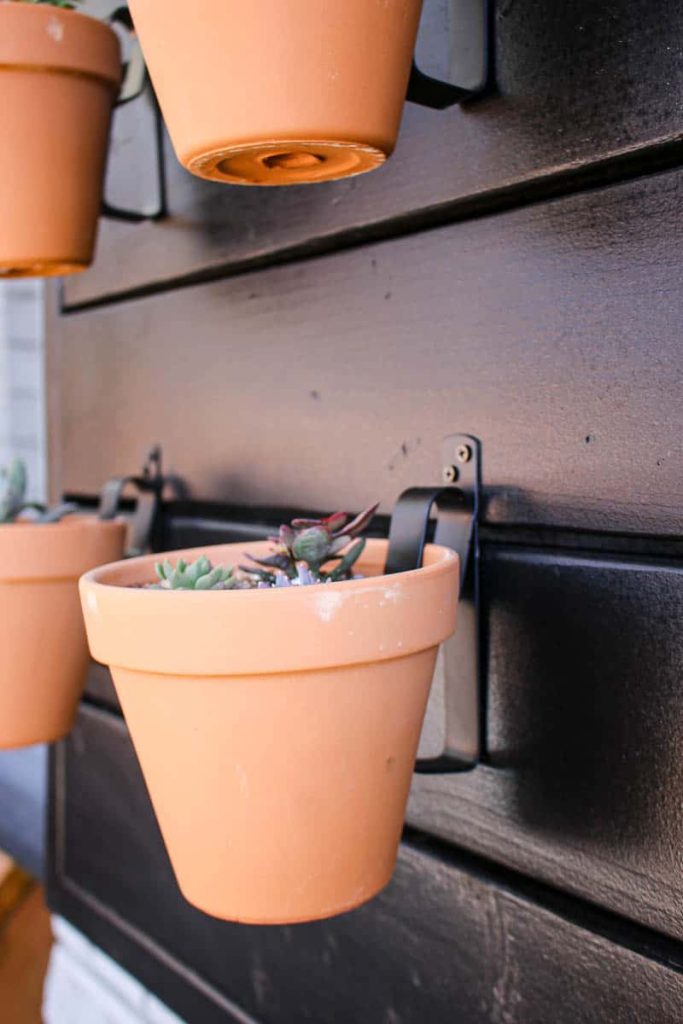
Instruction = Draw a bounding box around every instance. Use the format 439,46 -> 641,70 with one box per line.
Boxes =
0,4 -> 121,278
0,516 -> 126,749
80,537 -> 459,923
126,0 -> 424,185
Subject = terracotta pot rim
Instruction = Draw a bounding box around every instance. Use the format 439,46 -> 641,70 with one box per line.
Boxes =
80,539 -> 460,675
81,538 -> 457,597
0,3 -> 121,88
0,513 -> 118,538
0,515 -> 126,583
0,60 -> 119,93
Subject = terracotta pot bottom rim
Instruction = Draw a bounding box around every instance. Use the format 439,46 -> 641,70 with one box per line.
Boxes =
186,138 -> 387,185
0,258 -> 88,279
0,728 -> 68,750
179,877 -> 390,925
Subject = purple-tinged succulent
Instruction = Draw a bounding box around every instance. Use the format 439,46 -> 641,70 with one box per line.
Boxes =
242,503 -> 379,586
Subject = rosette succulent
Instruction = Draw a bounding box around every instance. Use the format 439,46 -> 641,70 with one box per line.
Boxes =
152,555 -> 239,591
243,503 -> 379,586
147,503 -> 379,591
0,457 -> 77,524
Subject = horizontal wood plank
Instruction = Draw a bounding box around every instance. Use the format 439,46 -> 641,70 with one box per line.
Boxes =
51,171 -> 683,535
64,0 -> 683,305
408,546 -> 683,940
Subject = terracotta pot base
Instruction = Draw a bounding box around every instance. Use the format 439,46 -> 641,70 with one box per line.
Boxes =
0,258 -> 87,279
127,0 -> 423,187
110,647 -> 438,924
187,138 -> 387,185
178,881 -> 391,927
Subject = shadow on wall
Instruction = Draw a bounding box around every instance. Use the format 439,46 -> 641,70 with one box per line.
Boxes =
484,548 -> 683,860
492,0 -> 683,161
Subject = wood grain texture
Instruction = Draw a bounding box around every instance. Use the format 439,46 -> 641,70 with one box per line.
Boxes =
50,706 -> 683,1024
408,547 -> 683,940
50,171 -> 683,535
64,0 -> 683,306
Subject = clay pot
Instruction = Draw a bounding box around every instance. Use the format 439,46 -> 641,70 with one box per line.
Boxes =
126,0 -> 424,185
0,4 -> 121,278
80,537 -> 459,923
0,517 -> 126,749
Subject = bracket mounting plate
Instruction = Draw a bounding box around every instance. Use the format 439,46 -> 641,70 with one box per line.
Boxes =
386,433 -> 483,773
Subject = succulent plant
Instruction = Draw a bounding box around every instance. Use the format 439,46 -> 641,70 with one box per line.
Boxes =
0,458 -> 27,523
241,503 -> 379,587
0,457 -> 77,524
146,503 -> 380,592
152,555 -> 239,591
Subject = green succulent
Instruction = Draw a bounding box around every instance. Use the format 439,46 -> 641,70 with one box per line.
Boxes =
146,504 -> 379,592
152,555 -> 238,591
0,458 -> 27,522
0,457 -> 76,524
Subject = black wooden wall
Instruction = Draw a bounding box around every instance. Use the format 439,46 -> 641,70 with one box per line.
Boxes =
44,1 -> 683,1021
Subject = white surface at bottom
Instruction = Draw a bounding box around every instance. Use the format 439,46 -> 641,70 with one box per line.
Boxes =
43,917 -> 186,1024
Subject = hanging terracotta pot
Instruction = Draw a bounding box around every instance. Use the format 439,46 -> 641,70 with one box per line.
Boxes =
80,537 -> 459,923
126,0 -> 424,185
0,516 -> 126,749
0,3 -> 122,278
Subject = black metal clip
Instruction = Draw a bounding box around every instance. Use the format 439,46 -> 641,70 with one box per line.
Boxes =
98,446 -> 178,557
407,0 -> 490,109
101,8 -> 167,224
385,434 -> 482,773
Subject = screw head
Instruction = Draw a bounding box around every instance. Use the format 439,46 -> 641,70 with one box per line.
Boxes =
456,444 -> 473,464
442,465 -> 460,484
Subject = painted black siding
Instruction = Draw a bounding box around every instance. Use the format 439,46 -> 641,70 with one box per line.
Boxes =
43,0 -> 683,1019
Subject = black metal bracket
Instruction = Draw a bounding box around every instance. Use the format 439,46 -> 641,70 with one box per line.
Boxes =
407,0 -> 490,109
385,434 -> 482,773
98,446 -> 184,557
101,8 -> 167,224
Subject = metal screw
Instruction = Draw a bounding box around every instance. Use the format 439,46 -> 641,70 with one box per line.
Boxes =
456,444 -> 472,464
442,465 -> 460,484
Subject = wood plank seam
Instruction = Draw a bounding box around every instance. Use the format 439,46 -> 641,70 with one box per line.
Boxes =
61,134 -> 683,315
403,826 -> 683,977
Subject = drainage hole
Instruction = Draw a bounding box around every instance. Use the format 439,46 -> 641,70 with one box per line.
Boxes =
263,151 -> 325,170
